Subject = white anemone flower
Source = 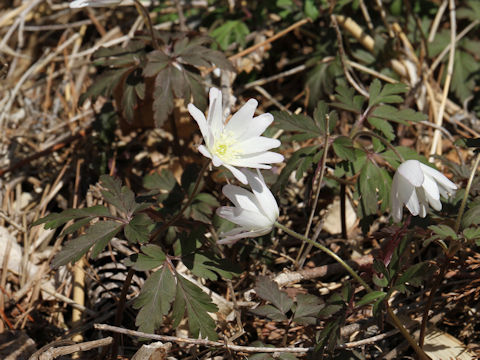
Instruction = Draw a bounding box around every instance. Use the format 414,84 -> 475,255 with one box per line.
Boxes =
391,159 -> 457,222
188,88 -> 284,184
70,0 -> 122,8
216,169 -> 279,245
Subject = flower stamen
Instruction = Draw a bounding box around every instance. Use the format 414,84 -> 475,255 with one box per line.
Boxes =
213,132 -> 242,162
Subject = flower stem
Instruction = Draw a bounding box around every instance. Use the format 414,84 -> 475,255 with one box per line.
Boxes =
133,0 -> 159,49
454,151 -> 480,233
274,222 -> 372,292
274,221 -> 431,360
296,114 -> 331,269
150,160 -> 210,241
352,130 -> 405,163
419,151 -> 480,348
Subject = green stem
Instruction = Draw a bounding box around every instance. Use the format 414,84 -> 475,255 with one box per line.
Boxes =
419,151 -> 480,348
387,306 -> 431,360
275,222 -> 372,292
150,160 -> 210,241
352,130 -> 405,163
296,114 -> 331,269
274,221 -> 431,360
133,0 -> 159,49
454,151 -> 480,233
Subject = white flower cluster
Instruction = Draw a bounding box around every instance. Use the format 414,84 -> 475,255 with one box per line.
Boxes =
189,88 -> 283,244
189,90 -> 458,243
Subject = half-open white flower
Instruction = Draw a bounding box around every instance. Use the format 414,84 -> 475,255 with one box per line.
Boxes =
390,159 -> 457,222
188,88 -> 284,184
216,169 -> 279,245
70,0 -> 122,8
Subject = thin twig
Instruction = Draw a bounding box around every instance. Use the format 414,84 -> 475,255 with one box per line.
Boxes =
331,15 -> 369,98
229,18 -> 310,62
0,33 -> 81,129
34,337 -> 113,360
94,323 -> 312,353
296,114 -> 331,269
429,0 -> 456,160
428,0 -> 448,42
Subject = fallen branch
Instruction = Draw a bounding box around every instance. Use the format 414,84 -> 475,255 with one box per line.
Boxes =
94,323 -> 312,354
30,337 -> 113,360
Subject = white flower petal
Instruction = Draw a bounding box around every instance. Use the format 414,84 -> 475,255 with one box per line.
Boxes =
231,137 -> 281,155
405,187 -> 420,216
236,113 -> 275,141
224,99 -> 258,136
390,159 -> 457,222
188,104 -> 212,147
223,164 -> 248,184
217,227 -> 269,245
222,185 -> 260,213
211,154 -> 223,167
189,88 -> 283,179
198,145 -> 212,160
421,173 -> 440,201
229,151 -> 284,168
207,88 -> 224,138
398,160 -> 424,187
390,175 -> 403,222
243,169 -> 279,222
419,163 -> 457,193
216,207 -> 271,229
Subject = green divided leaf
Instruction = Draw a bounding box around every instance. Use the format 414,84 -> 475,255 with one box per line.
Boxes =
32,206 -> 110,230
124,213 -> 155,244
356,291 -> 386,308
292,294 -> 323,325
463,227 -> 480,241
255,277 -> 293,314
357,161 -> 383,217
51,220 -> 123,268
428,224 -> 458,240
332,136 -> 356,161
131,244 -> 166,271
331,85 -> 365,114
273,111 -> 322,140
368,79 -> 407,108
451,50 -> 480,102
100,175 -> 137,216
394,262 -> 433,293
367,117 -> 395,140
381,146 -> 428,169
172,274 -> 218,340
304,0 -> 319,20
182,252 -> 240,281
143,169 -> 177,192
461,199 -> 480,227
370,105 -> 426,124
184,193 -> 219,223
313,101 -> 338,135
143,50 -> 169,77
251,304 -> 288,321
210,20 -> 249,50
134,265 -> 176,334
79,69 -> 129,105
272,145 -> 320,193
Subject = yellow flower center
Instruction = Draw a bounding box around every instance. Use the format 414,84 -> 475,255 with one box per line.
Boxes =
212,132 -> 242,162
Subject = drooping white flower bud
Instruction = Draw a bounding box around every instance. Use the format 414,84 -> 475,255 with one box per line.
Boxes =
216,169 -> 279,244
390,159 -> 457,222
